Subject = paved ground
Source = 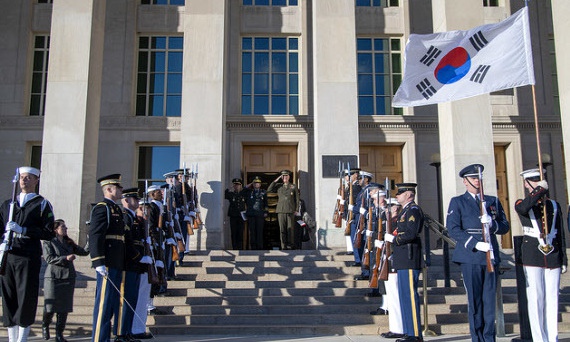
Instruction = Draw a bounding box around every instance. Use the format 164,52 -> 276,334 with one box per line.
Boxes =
23,333 -> 570,341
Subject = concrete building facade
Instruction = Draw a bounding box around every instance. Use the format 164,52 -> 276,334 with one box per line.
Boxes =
0,0 -> 568,250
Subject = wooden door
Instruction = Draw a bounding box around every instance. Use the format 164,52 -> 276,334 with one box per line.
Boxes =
495,145 -> 512,248
359,145 -> 403,191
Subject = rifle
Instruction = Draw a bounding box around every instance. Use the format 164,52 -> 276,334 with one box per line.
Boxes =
0,169 -> 19,276
163,186 -> 180,262
191,164 -> 203,229
168,185 -> 186,254
344,171 -> 354,236
478,166 -> 495,273
143,180 -> 160,285
379,177 -> 392,281
362,194 -> 374,270
369,201 -> 383,289
152,186 -> 168,285
181,163 -> 195,236
332,162 -> 343,227
354,189 -> 367,249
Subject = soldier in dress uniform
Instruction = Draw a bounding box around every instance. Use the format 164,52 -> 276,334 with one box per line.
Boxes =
351,171 -> 372,270
515,168 -> 567,342
225,178 -> 247,249
384,183 -> 424,342
0,166 -> 55,342
341,170 -> 353,255
268,170 -> 299,250
245,176 -> 268,250
89,174 -> 127,342
446,164 -> 509,342
344,169 -> 360,258
147,185 -> 168,299
115,188 -> 152,342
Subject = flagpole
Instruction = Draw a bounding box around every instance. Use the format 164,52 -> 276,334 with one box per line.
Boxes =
531,85 -> 544,178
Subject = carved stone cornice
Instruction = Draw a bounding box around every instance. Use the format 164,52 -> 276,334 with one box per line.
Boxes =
226,116 -> 313,131
0,116 -> 45,130
99,116 -> 181,131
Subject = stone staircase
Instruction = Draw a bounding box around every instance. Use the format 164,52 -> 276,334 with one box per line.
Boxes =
2,248 -> 570,338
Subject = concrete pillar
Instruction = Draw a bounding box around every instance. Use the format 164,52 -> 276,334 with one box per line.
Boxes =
40,0 -> 106,243
181,0 -> 226,250
432,0 -> 497,217
312,0 -> 360,248
551,0 -> 570,202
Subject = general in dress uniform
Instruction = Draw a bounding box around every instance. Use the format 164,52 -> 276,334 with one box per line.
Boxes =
515,168 -> 567,342
0,166 -> 55,342
89,174 -> 126,342
268,170 -> 298,250
245,176 -> 268,250
225,178 -> 247,249
385,183 -> 424,342
446,164 -> 509,342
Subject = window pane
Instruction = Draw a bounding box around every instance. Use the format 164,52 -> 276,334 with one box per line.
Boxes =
374,38 -> 387,51
272,52 -> 287,72
149,95 -> 164,116
358,53 -> 373,73
272,96 -> 287,114
169,36 -> 183,49
289,74 -> 298,94
358,96 -> 374,115
150,73 -> 165,93
358,74 -> 373,95
289,38 -> 298,50
254,74 -> 269,94
391,54 -> 401,73
272,38 -> 286,50
136,95 -> 147,116
375,75 -> 389,95
357,38 -> 372,51
257,0 -> 269,5
289,0 -> 298,5
166,95 -> 181,117
255,38 -> 269,50
243,0 -> 253,5
167,74 -> 182,93
242,37 -> 252,50
254,95 -> 269,114
29,95 -> 41,116
152,37 -> 167,49
272,74 -> 287,94
31,73 -> 43,93
375,54 -> 388,74
137,73 -> 148,93
242,95 -> 252,114
242,74 -> 252,94
289,52 -> 298,72
376,97 -> 388,115
167,52 -> 183,72
242,52 -> 252,72
138,52 -> 148,72
289,96 -> 298,115
254,52 -> 269,73
273,0 -> 286,5
138,146 -> 180,182
356,0 -> 370,6
151,52 -> 165,72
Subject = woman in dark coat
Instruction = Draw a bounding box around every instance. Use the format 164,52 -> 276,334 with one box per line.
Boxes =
42,219 -> 89,342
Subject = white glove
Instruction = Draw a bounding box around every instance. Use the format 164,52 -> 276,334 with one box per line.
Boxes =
189,211 -> 197,218
339,199 -> 345,205
348,204 -> 354,211
139,256 -> 153,264
336,195 -> 343,200
0,243 -> 7,252
155,260 -> 164,268
562,265 -> 567,274
184,215 -> 192,222
359,207 -> 366,215
174,232 -> 183,240
166,238 -> 176,246
537,180 -> 548,190
475,242 -> 491,252
6,221 -> 24,235
145,236 -> 152,245
384,234 -> 395,243
480,214 -> 492,225
374,240 -> 384,249
174,213 -> 180,220
365,230 -> 373,238
95,265 -> 108,277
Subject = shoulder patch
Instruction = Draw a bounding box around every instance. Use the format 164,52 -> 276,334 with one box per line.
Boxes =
408,215 -> 415,222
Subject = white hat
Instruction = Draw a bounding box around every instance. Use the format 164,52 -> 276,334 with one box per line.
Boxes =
520,168 -> 543,181
387,198 -> 400,206
147,185 -> 161,194
18,166 -> 40,177
360,171 -> 373,179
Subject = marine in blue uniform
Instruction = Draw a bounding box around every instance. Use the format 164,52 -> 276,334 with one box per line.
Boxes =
446,164 -> 509,342
515,168 -> 567,342
89,174 -> 126,342
385,183 -> 424,342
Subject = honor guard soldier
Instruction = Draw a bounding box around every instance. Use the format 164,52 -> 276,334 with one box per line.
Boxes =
225,178 -> 247,249
245,176 -> 268,250
384,183 -> 424,342
268,170 -> 299,250
350,170 -> 372,269
115,188 -> 150,342
89,174 -> 127,342
0,166 -> 55,342
353,178 -> 375,281
446,164 -> 509,342
344,168 -> 361,263
515,168 -> 567,342
147,185 -> 168,297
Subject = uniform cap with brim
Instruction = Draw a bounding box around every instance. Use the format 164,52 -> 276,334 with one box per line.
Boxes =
147,185 -> 161,193
163,171 -> 178,178
520,168 -> 543,181
122,188 -> 140,199
395,182 -> 417,195
349,168 -> 361,175
18,166 -> 40,177
360,171 -> 373,179
387,198 -> 400,205
253,176 -> 262,183
232,178 -> 243,185
459,164 -> 484,178
280,170 -> 292,176
97,174 -> 122,188
175,168 -> 192,176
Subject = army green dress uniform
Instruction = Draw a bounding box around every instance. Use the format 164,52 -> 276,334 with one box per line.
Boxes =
268,170 -> 298,250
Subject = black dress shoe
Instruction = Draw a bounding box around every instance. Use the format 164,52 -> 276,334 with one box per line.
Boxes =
42,325 -> 50,340
395,336 -> 423,342
370,308 -> 389,315
148,308 -> 167,315
131,332 -> 153,340
351,262 -> 362,267
366,291 -> 381,297
354,275 -> 369,280
381,331 -> 405,338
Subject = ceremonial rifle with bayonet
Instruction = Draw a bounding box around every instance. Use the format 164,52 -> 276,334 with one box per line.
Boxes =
379,177 -> 392,281
0,169 -> 19,275
344,163 -> 354,236
332,162 -> 344,228
143,180 -> 160,285
477,166 -> 495,273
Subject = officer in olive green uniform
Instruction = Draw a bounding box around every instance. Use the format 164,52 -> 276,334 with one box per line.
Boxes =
268,170 -> 299,250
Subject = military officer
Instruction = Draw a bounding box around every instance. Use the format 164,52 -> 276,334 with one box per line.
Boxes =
0,166 -> 55,342
245,176 -> 268,250
268,170 -> 299,250
515,168 -> 567,342
89,174 -> 126,342
225,178 -> 247,249
384,183 -> 424,342
446,164 -> 509,342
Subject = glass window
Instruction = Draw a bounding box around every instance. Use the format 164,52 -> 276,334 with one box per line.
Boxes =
141,0 -> 185,5
357,37 -> 402,115
242,37 -> 299,115
29,35 -> 50,116
31,145 -> 42,170
136,36 -> 183,116
549,37 -> 560,116
356,0 -> 398,7
137,145 -> 180,189
243,0 -> 298,5
482,0 -> 499,7
37,0 -> 53,3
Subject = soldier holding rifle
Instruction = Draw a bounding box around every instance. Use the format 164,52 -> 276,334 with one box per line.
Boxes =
446,164 -> 509,342
515,168 -> 567,342
0,166 -> 55,342
350,170 -> 372,270
147,185 -> 168,298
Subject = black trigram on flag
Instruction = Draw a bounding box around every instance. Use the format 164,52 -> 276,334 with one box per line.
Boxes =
420,46 -> 442,67
416,78 -> 437,100
469,31 -> 489,51
470,65 -> 491,83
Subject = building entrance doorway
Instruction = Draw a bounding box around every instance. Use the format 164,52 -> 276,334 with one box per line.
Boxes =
243,145 -> 297,250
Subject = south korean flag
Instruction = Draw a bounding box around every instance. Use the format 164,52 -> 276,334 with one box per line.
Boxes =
392,7 -> 535,107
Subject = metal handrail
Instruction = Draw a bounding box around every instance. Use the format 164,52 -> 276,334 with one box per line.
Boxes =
424,214 -> 456,248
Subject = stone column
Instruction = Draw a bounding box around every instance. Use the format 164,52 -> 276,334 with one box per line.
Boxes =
551,0 -> 570,202
312,0 -> 360,248
40,0 -> 106,243
432,0 -> 497,217
181,0 -> 226,250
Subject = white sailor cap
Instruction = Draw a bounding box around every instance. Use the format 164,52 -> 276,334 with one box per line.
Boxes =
359,171 -> 373,179
18,166 -> 41,177
520,168 -> 543,181
147,185 -> 161,194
